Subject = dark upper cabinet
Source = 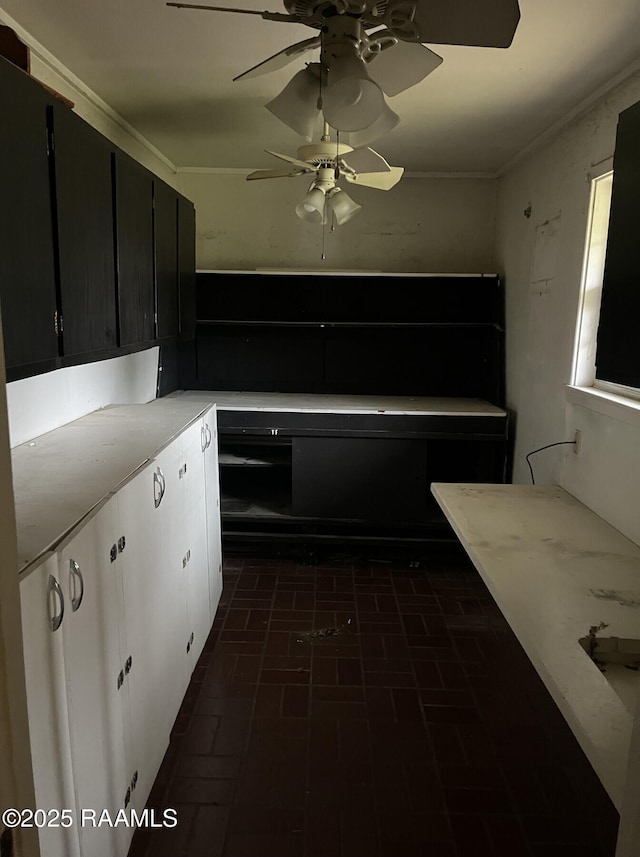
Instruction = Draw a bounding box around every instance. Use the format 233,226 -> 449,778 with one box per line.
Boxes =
178,196 -> 196,341
0,61 -> 194,379
154,179 -> 179,340
0,57 -> 59,375
113,152 -> 155,346
50,102 -> 117,358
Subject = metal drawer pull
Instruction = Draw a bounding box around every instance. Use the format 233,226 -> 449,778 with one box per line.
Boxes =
48,575 -> 64,632
69,559 -> 84,612
153,466 -> 165,508
205,424 -> 212,449
201,425 -> 207,452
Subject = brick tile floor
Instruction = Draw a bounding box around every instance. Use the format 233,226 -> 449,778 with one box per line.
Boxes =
128,552 -> 619,857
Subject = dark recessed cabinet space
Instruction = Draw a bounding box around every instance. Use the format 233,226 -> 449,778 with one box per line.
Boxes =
0,55 -> 196,382
182,272 -> 509,548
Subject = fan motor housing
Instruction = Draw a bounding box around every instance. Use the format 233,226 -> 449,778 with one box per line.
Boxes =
297,142 -> 353,166
284,0 -> 388,24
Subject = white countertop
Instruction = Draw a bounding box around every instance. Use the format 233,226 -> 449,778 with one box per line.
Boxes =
169,390 -> 506,417
431,482 -> 640,811
12,401 -> 210,572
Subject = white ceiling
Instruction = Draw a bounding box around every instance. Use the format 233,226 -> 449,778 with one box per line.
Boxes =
3,0 -> 640,173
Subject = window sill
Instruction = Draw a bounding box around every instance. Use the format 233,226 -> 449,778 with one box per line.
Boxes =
566,385 -> 640,428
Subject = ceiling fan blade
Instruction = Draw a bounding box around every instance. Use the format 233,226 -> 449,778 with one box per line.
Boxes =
166,3 -> 302,23
265,66 -> 321,140
367,37 -> 442,96
341,147 -> 391,175
234,37 -> 321,81
246,168 -> 306,181
265,150 -> 314,171
384,0 -> 520,47
344,165 -> 404,190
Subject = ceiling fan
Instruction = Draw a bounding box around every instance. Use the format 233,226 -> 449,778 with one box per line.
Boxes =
167,0 -> 521,139
247,128 -> 404,224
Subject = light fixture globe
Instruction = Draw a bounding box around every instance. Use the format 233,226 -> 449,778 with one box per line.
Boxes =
266,65 -> 321,140
326,188 -> 362,225
295,186 -> 326,222
322,53 -> 385,132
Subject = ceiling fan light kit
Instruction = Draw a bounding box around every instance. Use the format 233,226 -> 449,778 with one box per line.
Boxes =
168,0 -> 521,224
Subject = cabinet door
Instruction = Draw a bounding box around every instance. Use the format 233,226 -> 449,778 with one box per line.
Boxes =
177,195 -> 196,341
113,152 -> 155,347
57,499 -> 131,857
20,554 -> 81,857
150,436 -> 193,726
0,57 -> 58,374
51,103 -> 118,357
178,419 -> 211,668
115,455 -> 181,812
202,408 -> 223,621
154,180 -> 179,340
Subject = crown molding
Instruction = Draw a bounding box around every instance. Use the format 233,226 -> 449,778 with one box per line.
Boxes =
0,6 -> 176,174
498,57 -> 640,177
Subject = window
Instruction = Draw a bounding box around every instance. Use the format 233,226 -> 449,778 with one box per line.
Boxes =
573,98 -> 640,405
571,169 -> 613,389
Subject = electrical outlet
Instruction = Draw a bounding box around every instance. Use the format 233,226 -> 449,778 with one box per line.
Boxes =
574,429 -> 582,455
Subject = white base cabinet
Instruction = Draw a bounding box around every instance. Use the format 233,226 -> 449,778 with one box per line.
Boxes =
17,402 -> 222,857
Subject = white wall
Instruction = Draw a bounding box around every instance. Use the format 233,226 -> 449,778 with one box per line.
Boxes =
495,68 -> 640,545
7,348 -> 159,448
177,171 -> 498,273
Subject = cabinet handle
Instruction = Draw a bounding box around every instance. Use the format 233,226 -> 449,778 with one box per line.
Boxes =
201,425 -> 207,452
110,544 -> 117,563
118,536 -> 126,553
153,466 -> 165,508
68,559 -> 84,612
48,575 -> 64,632
117,669 -> 124,691
205,424 -> 212,449
125,655 -> 133,675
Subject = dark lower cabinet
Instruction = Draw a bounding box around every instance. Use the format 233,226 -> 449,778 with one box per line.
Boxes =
50,103 -> 118,358
292,437 -> 428,522
0,57 -> 58,376
113,152 -> 155,346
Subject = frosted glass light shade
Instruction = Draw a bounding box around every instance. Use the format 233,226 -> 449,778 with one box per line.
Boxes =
266,67 -> 320,140
327,188 -> 362,225
322,54 -> 384,132
347,102 -> 400,148
295,187 -> 326,222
